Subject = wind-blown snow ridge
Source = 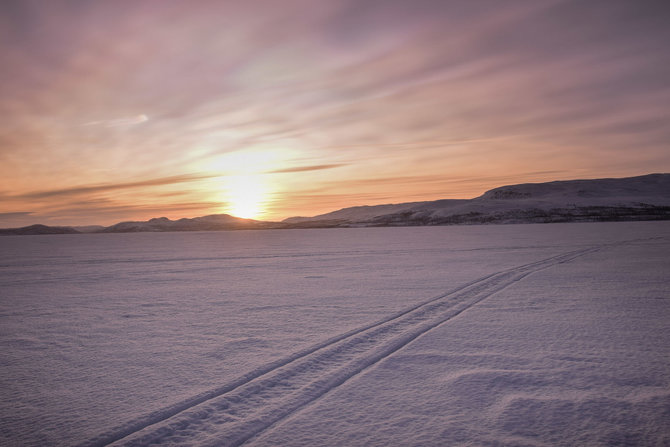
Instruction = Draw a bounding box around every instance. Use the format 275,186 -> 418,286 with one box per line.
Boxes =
81,246 -> 603,447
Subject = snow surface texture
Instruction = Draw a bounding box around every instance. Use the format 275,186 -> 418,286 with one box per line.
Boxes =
1,222 -> 669,446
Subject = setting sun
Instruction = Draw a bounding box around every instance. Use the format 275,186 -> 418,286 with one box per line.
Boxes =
225,174 -> 268,219
213,150 -> 281,219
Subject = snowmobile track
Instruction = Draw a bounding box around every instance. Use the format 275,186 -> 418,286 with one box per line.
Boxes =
82,246 -> 600,447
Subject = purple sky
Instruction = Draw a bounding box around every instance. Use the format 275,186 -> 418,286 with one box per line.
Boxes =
1,0 -> 669,225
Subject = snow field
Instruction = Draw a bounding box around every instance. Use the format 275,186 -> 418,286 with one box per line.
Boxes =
1,222 -> 669,446
98,248 -> 600,446
249,235 -> 670,446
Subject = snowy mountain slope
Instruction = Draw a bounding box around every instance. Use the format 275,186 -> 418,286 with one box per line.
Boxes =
288,174 -> 670,226
283,202 -> 428,224
398,173 -> 670,225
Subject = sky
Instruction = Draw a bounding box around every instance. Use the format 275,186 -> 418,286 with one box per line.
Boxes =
1,0 -> 669,227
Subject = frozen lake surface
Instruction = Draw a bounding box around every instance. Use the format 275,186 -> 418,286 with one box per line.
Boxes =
1,222 -> 669,446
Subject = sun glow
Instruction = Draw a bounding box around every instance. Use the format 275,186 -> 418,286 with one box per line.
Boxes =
226,174 -> 268,219
214,149 -> 284,220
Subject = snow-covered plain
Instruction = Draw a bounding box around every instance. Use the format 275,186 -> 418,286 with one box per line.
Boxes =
1,222 -> 669,446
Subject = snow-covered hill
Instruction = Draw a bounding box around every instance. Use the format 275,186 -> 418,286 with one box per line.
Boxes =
283,202 -> 429,225
101,214 -> 273,233
286,174 -> 670,227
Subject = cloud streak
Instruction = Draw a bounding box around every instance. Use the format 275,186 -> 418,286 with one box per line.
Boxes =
0,211 -> 33,218
266,163 -> 346,174
83,114 -> 149,128
15,174 -> 216,200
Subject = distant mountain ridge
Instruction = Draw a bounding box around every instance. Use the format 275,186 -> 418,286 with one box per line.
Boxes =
100,214 -> 275,233
0,224 -> 80,236
294,173 -> 670,227
283,202 -> 430,224
2,174 -> 669,235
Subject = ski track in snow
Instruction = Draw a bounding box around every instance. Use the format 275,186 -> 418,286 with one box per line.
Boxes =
82,246 -> 603,447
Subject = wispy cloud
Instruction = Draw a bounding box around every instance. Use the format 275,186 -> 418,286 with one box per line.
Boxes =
267,163 -> 346,174
0,211 -> 33,219
83,114 -> 149,128
15,174 -> 215,200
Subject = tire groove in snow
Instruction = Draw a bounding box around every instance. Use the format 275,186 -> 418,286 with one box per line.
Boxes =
83,247 -> 600,447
